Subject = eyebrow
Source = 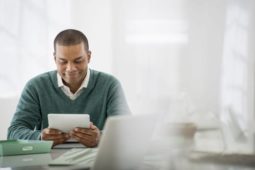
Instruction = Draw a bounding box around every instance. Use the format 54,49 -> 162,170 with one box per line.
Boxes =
57,56 -> 83,61
74,56 -> 83,60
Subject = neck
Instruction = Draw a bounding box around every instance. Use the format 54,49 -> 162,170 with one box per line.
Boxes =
69,84 -> 80,94
63,80 -> 82,94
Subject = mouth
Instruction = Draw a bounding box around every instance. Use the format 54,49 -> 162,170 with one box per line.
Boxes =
64,72 -> 79,78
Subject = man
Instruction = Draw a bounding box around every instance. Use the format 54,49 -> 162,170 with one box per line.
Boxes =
7,29 -> 130,147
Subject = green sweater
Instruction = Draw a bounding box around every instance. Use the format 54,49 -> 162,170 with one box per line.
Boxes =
7,69 -> 130,140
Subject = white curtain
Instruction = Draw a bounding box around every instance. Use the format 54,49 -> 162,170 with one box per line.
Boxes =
110,0 -> 255,151
0,0 -> 72,139
0,0 -> 72,97
220,0 -> 255,152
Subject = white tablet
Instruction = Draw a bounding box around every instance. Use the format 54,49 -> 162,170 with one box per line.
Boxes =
48,113 -> 90,133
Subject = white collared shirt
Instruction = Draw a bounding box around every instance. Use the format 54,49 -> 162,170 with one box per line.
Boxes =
57,68 -> 90,100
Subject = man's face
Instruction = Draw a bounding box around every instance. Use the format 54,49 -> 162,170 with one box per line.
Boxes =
54,42 -> 91,87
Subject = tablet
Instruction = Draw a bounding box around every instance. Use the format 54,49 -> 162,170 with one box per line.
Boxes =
48,114 -> 90,133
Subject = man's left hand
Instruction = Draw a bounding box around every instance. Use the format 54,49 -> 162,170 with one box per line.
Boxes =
70,123 -> 100,147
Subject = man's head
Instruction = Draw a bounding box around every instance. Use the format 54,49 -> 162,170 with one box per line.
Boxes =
53,29 -> 89,52
54,29 -> 91,92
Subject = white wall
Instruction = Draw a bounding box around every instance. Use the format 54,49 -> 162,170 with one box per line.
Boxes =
68,0 -> 255,151
106,0 -> 226,117
0,97 -> 19,139
69,0 -> 113,74
0,0 -> 72,140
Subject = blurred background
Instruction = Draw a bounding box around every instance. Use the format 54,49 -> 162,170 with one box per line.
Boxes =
0,0 -> 255,153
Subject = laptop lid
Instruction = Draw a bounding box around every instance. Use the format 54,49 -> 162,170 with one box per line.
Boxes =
92,114 -> 157,170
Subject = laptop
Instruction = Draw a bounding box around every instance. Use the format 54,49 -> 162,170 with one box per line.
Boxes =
49,114 -> 158,170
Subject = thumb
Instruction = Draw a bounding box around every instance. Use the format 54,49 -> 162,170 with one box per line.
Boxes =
89,122 -> 94,128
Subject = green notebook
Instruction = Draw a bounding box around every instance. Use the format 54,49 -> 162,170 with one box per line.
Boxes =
0,140 -> 53,156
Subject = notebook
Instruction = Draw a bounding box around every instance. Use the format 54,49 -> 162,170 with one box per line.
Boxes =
49,114 -> 158,170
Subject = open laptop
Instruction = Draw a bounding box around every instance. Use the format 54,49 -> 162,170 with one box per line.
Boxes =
50,114 -> 158,170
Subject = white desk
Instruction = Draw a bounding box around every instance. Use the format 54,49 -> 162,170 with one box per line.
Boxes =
0,149 -> 75,170
1,146 -> 255,170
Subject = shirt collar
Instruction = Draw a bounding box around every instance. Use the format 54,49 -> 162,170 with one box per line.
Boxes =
57,68 -> 90,89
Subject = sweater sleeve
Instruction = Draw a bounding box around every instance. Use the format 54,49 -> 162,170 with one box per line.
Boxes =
106,78 -> 131,116
7,80 -> 42,140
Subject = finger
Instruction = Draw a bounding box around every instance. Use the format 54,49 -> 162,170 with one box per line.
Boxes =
71,130 -> 99,144
71,131 -> 94,140
43,128 -> 63,135
89,122 -> 93,128
52,135 -> 71,146
70,129 -> 99,143
52,138 -> 68,147
69,130 -> 93,140
71,133 -> 97,147
45,134 -> 68,140
74,125 -> 99,134
45,134 -> 70,147
71,133 -> 92,142
90,124 -> 97,130
73,128 -> 94,136
42,132 -> 69,141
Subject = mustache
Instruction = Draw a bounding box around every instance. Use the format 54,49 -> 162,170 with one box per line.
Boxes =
64,71 -> 79,75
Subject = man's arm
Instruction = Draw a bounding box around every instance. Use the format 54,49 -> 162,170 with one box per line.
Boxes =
106,78 -> 131,116
7,81 -> 42,140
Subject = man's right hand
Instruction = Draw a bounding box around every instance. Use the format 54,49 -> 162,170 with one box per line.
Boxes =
41,128 -> 70,147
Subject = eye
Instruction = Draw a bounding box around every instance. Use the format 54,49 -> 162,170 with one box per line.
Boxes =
74,58 -> 83,64
58,59 -> 67,64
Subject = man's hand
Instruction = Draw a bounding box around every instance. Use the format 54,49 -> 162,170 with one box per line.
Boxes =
70,122 -> 100,147
41,128 -> 70,147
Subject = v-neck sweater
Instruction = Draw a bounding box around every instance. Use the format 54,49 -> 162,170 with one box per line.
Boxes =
8,69 -> 130,140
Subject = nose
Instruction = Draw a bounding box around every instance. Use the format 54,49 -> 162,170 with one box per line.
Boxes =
66,62 -> 76,72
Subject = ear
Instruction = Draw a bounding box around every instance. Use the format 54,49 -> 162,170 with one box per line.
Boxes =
53,52 -> 56,62
87,51 -> 92,63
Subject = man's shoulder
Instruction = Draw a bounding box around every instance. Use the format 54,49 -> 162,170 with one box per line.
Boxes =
27,70 -> 57,86
90,69 -> 117,81
89,69 -> 120,88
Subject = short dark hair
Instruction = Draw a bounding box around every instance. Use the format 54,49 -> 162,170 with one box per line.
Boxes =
54,29 -> 89,52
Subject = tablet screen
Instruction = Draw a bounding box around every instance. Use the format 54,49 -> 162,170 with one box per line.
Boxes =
48,113 -> 90,132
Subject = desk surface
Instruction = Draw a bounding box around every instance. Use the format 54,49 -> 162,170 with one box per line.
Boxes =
0,149 -> 72,170
1,147 -> 255,170
0,138 -> 255,170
